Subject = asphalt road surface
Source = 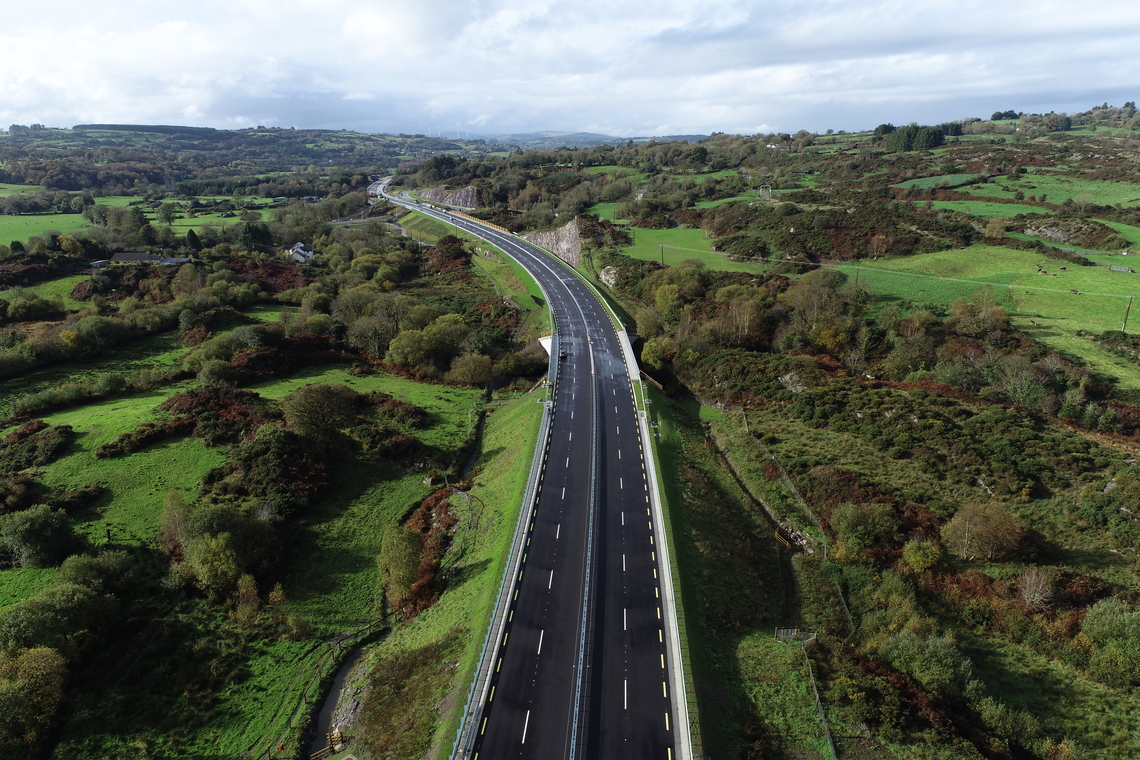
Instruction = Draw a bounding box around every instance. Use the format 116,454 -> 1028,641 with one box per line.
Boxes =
377,182 -> 681,760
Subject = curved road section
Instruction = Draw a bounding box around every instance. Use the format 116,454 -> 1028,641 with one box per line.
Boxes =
374,180 -> 691,760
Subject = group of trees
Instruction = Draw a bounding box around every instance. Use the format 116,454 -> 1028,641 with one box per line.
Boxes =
873,122 -> 964,152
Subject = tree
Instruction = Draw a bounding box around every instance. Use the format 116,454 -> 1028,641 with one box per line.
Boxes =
0,647 -> 67,755
0,505 -> 79,568
985,217 -> 1007,240
231,574 -> 261,630
197,359 -> 234,386
0,582 -> 116,656
378,525 -> 422,609
387,329 -> 429,367
58,551 -> 132,595
185,228 -> 201,251
157,203 -> 177,226
158,490 -> 190,555
1073,193 -> 1095,216
654,284 -> 682,323
57,235 -> 82,255
281,382 -> 359,444
185,533 -> 240,596
347,315 -> 399,358
1019,567 -> 1053,612
423,314 -> 471,362
941,503 -> 1025,561
127,206 -> 149,232
641,337 -> 673,372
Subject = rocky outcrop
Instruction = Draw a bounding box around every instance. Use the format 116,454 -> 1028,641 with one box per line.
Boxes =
522,217 -> 581,267
421,185 -> 477,209
600,265 -> 621,288
1023,217 -> 1118,249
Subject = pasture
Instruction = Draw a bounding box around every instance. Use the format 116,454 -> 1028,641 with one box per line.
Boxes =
588,201 -> 626,222
584,165 -> 648,185
964,172 -> 1140,207
620,227 -> 759,273
932,200 -> 1047,217
26,361 -> 520,759
695,193 -> 761,209
0,182 -> 45,196
893,173 -> 980,189
18,273 -> 91,309
834,245 -> 1140,387
0,212 -> 90,243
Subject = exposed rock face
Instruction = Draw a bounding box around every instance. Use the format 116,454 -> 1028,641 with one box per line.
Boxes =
600,265 -> 621,288
522,217 -> 581,267
421,185 -> 477,209
1023,217 -> 1117,249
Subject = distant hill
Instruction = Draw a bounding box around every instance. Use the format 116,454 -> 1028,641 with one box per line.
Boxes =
488,132 -> 709,149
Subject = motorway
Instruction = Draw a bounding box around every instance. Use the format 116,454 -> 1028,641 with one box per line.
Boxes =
373,181 -> 686,760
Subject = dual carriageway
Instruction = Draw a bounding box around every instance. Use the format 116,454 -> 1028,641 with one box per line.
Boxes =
372,180 -> 692,760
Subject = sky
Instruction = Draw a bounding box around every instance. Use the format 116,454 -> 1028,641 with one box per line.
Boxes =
2,0 -> 1139,137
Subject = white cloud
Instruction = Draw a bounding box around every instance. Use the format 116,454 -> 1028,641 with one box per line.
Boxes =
1,1 -> 1138,135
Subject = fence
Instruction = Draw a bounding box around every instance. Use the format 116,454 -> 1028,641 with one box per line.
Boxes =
740,411 -> 855,640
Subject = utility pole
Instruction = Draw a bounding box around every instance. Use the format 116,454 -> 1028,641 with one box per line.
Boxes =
1124,295 -> 1134,333
660,244 -> 664,266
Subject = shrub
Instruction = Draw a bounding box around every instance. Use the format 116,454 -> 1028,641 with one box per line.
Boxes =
0,582 -> 116,657
0,421 -> 74,475
941,503 -> 1025,561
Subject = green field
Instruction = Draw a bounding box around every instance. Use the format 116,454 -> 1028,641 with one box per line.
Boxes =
965,172 -> 1140,207
21,273 -> 91,309
0,331 -> 188,414
30,363 -> 511,759
0,212 -> 90,244
1101,220 -> 1140,247
835,245 -> 1140,387
893,173 -> 980,189
0,182 -> 45,196
588,201 -> 626,222
620,227 -> 760,273
695,193 -> 762,209
401,210 -> 461,243
0,567 -> 57,609
932,200 -> 1047,217
584,165 -> 648,184
247,365 -> 482,452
